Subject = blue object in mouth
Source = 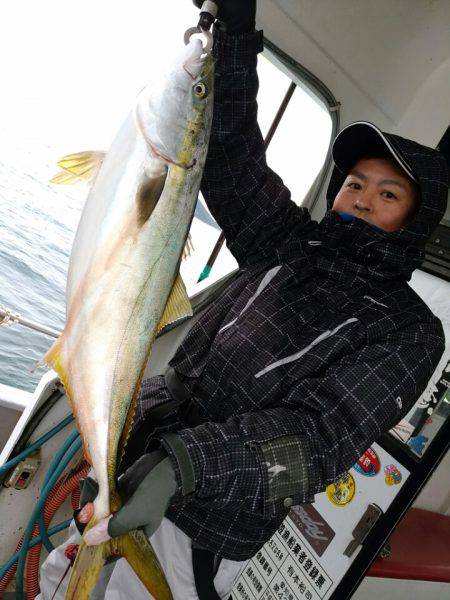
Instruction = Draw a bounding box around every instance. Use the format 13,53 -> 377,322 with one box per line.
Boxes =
337,212 -> 357,221
337,211 -> 384,231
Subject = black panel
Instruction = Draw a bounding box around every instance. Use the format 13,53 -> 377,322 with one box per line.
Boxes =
437,125 -> 450,171
423,223 -> 450,281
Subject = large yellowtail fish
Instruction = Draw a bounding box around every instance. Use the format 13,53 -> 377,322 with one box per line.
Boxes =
43,33 -> 214,599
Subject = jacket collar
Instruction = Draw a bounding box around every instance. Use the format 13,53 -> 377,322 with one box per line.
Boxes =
316,210 -> 424,282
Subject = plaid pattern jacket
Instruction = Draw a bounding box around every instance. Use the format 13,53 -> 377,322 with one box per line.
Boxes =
127,29 -> 448,560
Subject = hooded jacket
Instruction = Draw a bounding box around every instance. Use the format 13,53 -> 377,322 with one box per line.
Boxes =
135,29 -> 448,560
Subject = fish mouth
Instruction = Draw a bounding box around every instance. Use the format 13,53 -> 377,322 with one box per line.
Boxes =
182,30 -> 212,79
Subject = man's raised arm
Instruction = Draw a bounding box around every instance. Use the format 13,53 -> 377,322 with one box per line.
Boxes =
197,1 -> 314,267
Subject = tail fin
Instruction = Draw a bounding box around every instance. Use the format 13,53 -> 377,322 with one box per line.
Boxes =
65,527 -> 172,599
121,529 -> 172,598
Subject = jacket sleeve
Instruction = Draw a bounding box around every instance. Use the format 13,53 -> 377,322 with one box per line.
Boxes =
158,319 -> 444,518
201,28 -> 315,267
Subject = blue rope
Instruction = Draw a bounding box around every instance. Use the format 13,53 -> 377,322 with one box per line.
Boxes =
0,519 -> 72,582
15,436 -> 82,600
0,414 -> 75,475
37,429 -> 80,553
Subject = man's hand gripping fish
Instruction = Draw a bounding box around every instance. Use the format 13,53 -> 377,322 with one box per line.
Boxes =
43,30 -> 214,600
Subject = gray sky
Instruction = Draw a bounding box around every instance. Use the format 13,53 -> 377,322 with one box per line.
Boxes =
0,1 -> 202,152
0,0 -> 331,289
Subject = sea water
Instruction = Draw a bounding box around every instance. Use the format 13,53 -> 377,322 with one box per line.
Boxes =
0,143 -> 84,391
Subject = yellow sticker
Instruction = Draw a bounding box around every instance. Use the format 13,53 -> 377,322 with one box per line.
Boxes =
326,473 -> 356,506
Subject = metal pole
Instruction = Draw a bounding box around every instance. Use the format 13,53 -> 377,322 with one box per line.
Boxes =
198,81 -> 297,282
0,306 -> 61,339
263,81 -> 296,149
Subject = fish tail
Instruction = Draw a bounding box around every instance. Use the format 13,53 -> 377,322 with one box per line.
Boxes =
64,536 -> 107,600
119,529 -> 172,599
65,527 -> 172,600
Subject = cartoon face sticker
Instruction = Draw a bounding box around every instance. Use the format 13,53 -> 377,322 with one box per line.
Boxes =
384,464 -> 402,485
326,473 -> 356,506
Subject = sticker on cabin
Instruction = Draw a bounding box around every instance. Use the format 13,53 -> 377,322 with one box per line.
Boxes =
232,443 -> 411,600
353,447 -> 380,477
390,418 -> 414,442
290,504 -> 335,557
325,473 -> 355,506
407,434 -> 428,456
384,464 -> 402,485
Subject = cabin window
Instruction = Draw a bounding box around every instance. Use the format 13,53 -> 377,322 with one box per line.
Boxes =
183,42 -> 333,296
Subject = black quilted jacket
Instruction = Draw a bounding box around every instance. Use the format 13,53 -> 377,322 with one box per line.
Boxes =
133,28 -> 448,560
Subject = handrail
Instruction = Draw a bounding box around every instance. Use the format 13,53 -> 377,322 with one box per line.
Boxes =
0,306 -> 60,339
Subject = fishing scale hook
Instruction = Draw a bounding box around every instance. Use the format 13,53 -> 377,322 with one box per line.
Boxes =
184,0 -> 218,54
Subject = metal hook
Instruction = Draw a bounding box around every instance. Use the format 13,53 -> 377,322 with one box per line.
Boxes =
184,0 -> 217,53
184,27 -> 213,54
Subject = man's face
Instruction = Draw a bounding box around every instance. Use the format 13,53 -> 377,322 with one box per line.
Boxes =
332,157 -> 419,232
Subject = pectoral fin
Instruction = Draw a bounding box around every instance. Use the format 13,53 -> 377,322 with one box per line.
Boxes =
50,151 -> 106,184
136,169 -> 168,227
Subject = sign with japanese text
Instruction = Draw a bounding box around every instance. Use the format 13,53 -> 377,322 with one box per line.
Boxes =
232,443 -> 409,600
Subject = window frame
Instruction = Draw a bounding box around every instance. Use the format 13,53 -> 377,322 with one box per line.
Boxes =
262,36 -> 340,213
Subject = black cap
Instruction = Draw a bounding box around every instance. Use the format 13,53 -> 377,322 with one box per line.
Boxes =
332,121 -> 418,183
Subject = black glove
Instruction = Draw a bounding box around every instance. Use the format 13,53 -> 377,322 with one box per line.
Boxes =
76,449 -> 178,546
73,449 -> 168,536
193,0 -> 256,34
73,476 -> 99,535
106,451 -> 176,540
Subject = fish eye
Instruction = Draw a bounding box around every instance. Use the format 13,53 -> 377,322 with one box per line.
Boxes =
193,82 -> 207,98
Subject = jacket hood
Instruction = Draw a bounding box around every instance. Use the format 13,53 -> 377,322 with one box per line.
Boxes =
321,125 -> 449,281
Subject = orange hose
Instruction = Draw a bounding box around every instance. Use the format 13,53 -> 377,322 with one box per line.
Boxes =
0,462 -> 88,599
71,486 -> 81,512
0,478 -> 63,598
26,461 -> 89,600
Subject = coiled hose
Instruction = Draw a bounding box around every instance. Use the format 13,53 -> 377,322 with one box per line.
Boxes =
0,459 -> 88,599
26,460 -> 89,600
14,435 -> 83,600
0,414 -> 75,477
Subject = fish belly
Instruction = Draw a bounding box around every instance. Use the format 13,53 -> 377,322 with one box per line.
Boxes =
46,154 -> 198,519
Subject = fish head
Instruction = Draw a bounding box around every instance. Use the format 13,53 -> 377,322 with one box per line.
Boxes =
136,37 -> 214,169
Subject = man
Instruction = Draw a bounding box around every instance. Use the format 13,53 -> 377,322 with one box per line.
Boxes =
39,1 -> 449,598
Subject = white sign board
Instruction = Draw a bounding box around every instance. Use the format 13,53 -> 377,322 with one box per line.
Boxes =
232,442 -> 409,600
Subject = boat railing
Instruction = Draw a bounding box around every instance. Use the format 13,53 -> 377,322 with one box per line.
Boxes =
0,305 -> 60,339
0,305 -> 60,411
